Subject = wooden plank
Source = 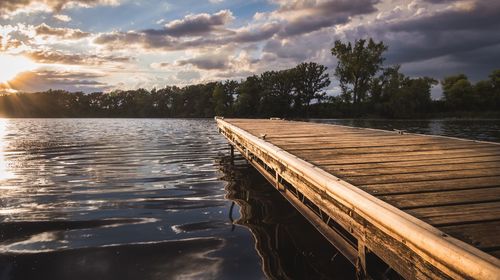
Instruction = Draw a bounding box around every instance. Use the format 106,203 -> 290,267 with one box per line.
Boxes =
292,146 -> 500,159
272,139 -> 444,149
377,187 -> 500,209
270,139 -> 469,149
406,202 -> 500,227
308,150 -> 500,165
268,135 -> 427,144
271,136 -> 439,144
324,161 -> 500,177
344,168 -> 500,185
439,221 -> 500,251
320,155 -> 500,171
362,176 -> 500,195
284,143 -> 487,154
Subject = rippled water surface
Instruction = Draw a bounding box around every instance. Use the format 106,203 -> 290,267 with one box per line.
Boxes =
0,118 -> 498,280
0,119 -> 261,279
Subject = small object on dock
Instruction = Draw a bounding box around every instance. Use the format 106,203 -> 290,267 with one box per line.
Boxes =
393,129 -> 406,134
259,133 -> 267,140
214,116 -> 224,120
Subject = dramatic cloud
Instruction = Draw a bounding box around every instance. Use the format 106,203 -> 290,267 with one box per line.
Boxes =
143,10 -> 234,37
93,1 -> 381,52
0,0 -> 119,15
340,0 -> 500,79
25,49 -> 131,65
272,0 -> 381,37
35,23 -> 90,39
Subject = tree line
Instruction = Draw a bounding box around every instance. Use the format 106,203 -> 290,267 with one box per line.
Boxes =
1,39 -> 499,118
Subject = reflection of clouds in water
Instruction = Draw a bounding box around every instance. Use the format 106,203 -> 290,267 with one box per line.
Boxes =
0,231 -> 68,254
0,218 -> 161,253
0,237 -> 225,280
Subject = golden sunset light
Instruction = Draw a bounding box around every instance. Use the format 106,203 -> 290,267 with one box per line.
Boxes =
0,55 -> 37,84
0,119 -> 14,181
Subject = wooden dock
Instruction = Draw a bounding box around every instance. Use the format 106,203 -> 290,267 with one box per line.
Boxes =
216,118 -> 500,280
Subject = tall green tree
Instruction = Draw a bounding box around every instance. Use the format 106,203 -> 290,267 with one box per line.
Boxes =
223,80 -> 238,113
370,65 -> 405,104
212,83 -> 228,116
442,74 -> 475,110
259,70 -> 295,117
293,62 -> 330,115
487,69 -> 500,109
331,38 -> 387,104
370,66 -> 436,117
235,75 -> 262,117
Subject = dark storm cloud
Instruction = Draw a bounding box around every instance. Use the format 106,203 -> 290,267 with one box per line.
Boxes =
278,0 -> 381,37
35,23 -> 91,39
445,43 -> 500,80
389,1 -> 500,63
338,0 -> 500,80
143,10 -> 234,37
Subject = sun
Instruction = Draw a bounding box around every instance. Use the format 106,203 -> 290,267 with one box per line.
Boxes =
0,55 -> 37,83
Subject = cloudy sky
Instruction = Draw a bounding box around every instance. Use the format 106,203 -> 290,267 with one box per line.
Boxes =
0,0 -> 499,95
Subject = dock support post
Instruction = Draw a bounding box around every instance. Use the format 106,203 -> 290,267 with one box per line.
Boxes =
229,144 -> 235,165
275,172 -> 281,192
356,241 -> 368,280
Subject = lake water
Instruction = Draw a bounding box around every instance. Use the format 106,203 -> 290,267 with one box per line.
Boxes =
0,118 -> 498,280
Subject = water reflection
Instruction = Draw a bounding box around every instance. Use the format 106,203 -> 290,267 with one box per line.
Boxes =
0,237 -> 225,280
218,155 -> 355,279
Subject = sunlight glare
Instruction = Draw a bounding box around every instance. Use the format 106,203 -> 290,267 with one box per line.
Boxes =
0,55 -> 36,83
0,119 -> 14,180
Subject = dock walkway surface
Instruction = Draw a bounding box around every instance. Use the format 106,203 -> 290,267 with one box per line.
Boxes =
216,118 -> 500,279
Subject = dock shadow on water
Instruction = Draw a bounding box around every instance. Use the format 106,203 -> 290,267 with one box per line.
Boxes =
0,119 -> 354,280
218,155 -> 355,279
